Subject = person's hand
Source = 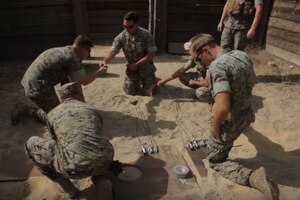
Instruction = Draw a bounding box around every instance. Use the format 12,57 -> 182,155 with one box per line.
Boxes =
127,63 -> 138,71
247,28 -> 256,39
97,65 -> 108,77
157,79 -> 167,86
217,22 -> 223,32
189,79 -> 197,87
99,60 -> 107,67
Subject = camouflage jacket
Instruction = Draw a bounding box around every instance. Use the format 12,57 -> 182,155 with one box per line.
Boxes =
21,46 -> 83,90
47,99 -> 113,161
111,27 -> 157,66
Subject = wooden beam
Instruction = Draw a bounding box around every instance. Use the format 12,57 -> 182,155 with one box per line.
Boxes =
72,0 -> 89,36
153,0 -> 168,53
266,44 -> 300,66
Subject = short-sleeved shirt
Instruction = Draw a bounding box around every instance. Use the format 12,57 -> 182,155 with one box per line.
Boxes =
21,46 -> 84,89
47,99 -> 111,162
208,50 -> 255,114
224,0 -> 264,29
111,27 -> 157,65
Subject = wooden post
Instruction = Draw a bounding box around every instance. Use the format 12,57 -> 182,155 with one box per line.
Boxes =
153,0 -> 168,54
72,0 -> 89,36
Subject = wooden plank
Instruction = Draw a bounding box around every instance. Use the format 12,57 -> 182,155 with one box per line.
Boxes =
0,6 -> 73,20
89,18 -> 148,25
168,31 -> 221,43
168,23 -> 219,32
169,0 -> 225,4
186,149 -> 208,177
267,27 -> 300,45
89,25 -> 123,33
271,7 -> 300,23
1,0 -> 71,8
87,2 -> 148,10
88,10 -> 149,18
0,13 -> 73,26
168,43 -> 187,54
0,24 -> 74,37
267,35 -> 300,55
153,0 -> 168,53
167,14 -> 221,23
168,5 -> 223,14
268,17 -> 300,34
72,0 -> 89,36
266,44 -> 300,66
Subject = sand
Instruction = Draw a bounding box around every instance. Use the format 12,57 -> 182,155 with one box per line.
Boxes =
0,45 -> 300,200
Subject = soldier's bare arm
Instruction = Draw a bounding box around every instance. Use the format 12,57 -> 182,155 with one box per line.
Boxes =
211,92 -> 231,139
247,4 -> 263,39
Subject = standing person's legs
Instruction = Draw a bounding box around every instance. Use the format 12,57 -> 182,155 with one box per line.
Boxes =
234,29 -> 248,51
220,26 -> 234,51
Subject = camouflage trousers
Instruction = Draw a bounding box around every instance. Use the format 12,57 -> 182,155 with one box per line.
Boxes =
123,64 -> 157,96
220,26 -> 248,51
205,108 -> 255,186
24,81 -> 60,122
179,72 -> 213,103
25,136 -> 114,180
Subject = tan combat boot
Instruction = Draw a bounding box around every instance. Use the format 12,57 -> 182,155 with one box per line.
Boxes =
249,167 -> 279,200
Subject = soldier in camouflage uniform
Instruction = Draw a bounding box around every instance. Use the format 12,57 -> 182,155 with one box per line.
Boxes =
25,82 -> 114,199
157,42 -> 212,103
188,33 -> 278,200
100,11 -> 158,96
217,0 -> 264,51
11,35 -> 108,125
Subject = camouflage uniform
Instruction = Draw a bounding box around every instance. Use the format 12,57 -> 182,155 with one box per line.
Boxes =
221,0 -> 263,51
179,58 -> 212,102
111,27 -> 157,95
25,99 -> 114,180
21,46 -> 85,116
205,50 -> 256,186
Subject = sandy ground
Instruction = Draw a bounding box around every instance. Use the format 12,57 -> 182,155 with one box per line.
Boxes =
0,45 -> 300,200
